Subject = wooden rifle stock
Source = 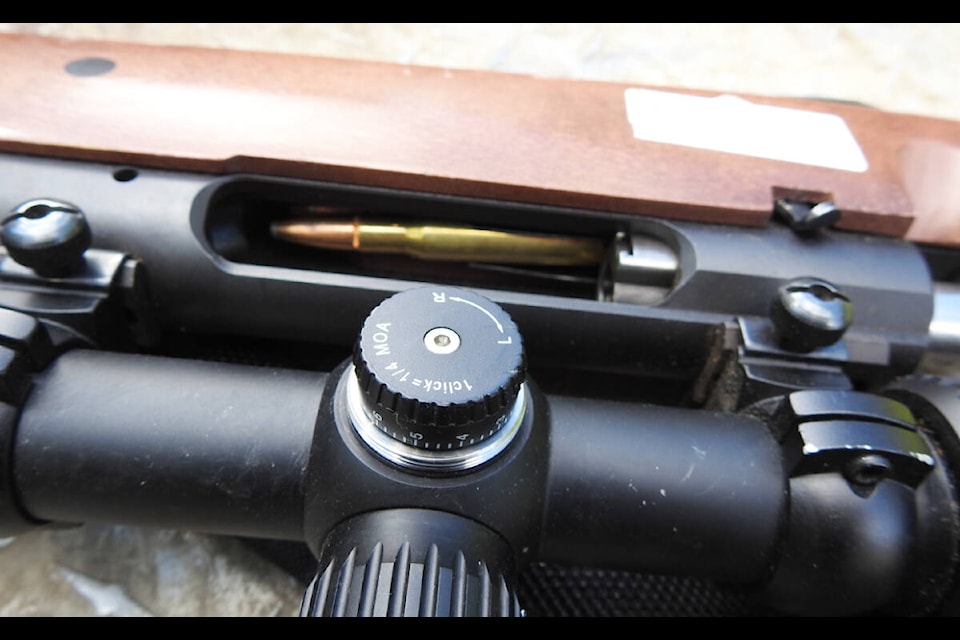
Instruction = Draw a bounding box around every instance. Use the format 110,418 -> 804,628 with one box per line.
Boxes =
0,34 -> 959,246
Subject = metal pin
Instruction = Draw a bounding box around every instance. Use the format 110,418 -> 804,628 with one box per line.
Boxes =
774,199 -> 842,232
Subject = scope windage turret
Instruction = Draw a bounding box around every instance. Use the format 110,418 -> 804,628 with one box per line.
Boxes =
346,286 -> 527,472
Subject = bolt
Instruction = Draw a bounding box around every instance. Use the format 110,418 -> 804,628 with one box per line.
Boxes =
771,277 -> 853,352
1,198 -> 92,277
844,453 -> 893,487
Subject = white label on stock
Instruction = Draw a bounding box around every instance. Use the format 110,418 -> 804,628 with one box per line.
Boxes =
623,88 -> 869,173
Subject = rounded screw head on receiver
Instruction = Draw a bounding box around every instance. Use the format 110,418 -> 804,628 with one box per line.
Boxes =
771,277 -> 853,352
1,198 -> 92,277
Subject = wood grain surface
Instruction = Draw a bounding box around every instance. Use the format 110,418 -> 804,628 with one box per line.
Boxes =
2,33 -> 960,245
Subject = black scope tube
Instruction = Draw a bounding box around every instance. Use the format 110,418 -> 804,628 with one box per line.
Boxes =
11,350 -> 326,541
540,394 -> 787,584
12,350 -> 786,589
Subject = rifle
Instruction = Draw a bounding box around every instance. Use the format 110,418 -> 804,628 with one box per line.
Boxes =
1,32 -> 960,616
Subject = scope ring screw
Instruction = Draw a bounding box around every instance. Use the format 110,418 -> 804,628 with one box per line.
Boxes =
771,277 -> 853,352
1,198 -> 92,277
844,453 -> 894,488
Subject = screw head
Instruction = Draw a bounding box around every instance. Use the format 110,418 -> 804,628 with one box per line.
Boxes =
844,453 -> 893,487
1,198 -> 92,277
774,199 -> 842,232
771,277 -> 853,352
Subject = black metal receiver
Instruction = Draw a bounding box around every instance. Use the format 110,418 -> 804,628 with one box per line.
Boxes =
2,151 -> 960,616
